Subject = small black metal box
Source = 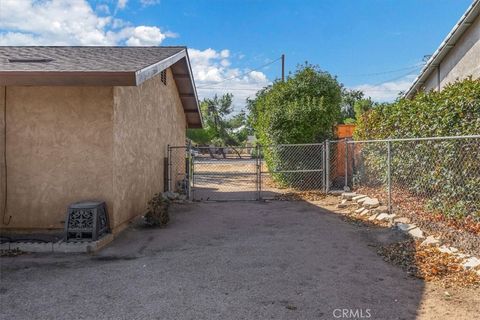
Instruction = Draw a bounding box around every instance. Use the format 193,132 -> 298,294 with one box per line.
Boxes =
65,201 -> 109,241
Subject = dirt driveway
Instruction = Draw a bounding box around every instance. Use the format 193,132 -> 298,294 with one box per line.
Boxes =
1,201 -> 478,320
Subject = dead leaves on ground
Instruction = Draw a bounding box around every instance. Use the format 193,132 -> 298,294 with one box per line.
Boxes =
0,248 -> 24,257
357,186 -> 480,236
273,191 -> 326,201
378,240 -> 480,288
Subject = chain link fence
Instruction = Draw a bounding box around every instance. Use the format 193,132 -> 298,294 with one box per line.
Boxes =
261,143 -> 325,198
168,135 -> 479,222
169,144 -> 326,201
190,146 -> 259,201
346,136 -> 480,221
167,146 -> 190,197
346,140 -> 389,207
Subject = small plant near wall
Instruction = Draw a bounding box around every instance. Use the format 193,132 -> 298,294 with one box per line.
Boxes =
144,193 -> 171,227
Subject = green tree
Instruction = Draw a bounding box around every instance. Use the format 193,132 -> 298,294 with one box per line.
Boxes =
341,89 -> 374,124
247,63 -> 342,188
187,93 -> 249,146
248,63 -> 342,145
340,89 -> 363,121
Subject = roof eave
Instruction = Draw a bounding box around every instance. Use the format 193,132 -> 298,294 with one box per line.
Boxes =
182,49 -> 203,128
0,47 -> 203,128
0,71 -> 136,86
135,49 -> 186,86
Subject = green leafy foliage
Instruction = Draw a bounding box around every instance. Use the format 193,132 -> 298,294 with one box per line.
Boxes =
354,78 -> 480,220
340,89 -> 374,124
355,78 -> 480,139
187,93 -> 250,146
248,63 -> 342,145
248,64 -> 342,187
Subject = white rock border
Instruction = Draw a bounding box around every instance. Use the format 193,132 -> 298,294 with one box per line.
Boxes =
338,192 -> 480,275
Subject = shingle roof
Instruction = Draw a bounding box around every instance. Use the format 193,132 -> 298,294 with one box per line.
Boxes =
0,46 -> 202,128
0,46 -> 185,72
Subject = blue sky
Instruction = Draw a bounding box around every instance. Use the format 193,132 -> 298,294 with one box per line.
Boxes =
0,0 -> 474,107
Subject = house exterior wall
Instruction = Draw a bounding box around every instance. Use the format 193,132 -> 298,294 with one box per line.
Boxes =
0,87 -> 5,225
423,16 -> 480,92
112,68 -> 186,233
0,86 -> 114,230
0,68 -> 186,232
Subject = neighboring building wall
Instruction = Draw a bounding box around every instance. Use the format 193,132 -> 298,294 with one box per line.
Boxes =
0,87 -> 5,224
0,86 -> 114,230
112,68 -> 186,232
423,17 -> 480,91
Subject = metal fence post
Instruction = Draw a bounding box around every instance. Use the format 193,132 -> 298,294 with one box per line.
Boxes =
344,138 -> 349,190
192,146 -> 196,201
322,141 -> 326,193
167,144 -> 172,192
186,143 -> 192,200
257,144 -> 262,200
325,139 -> 330,193
387,140 -> 392,214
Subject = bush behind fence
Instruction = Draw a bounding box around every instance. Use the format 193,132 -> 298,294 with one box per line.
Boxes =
348,136 -> 480,221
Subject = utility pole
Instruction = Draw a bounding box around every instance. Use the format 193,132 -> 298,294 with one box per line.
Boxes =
281,54 -> 285,82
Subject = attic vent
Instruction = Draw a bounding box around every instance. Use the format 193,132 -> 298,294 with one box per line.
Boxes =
161,70 -> 167,85
8,58 -> 53,63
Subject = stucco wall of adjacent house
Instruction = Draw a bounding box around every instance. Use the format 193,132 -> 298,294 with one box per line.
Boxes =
423,16 -> 480,92
0,86 -> 114,230
0,87 -> 5,225
112,68 -> 186,233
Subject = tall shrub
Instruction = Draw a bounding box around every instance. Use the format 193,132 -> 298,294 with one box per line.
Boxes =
249,64 -> 342,145
248,64 -> 342,188
354,78 -> 480,220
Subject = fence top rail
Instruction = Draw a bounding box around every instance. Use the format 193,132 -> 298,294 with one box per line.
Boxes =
263,142 -> 325,147
347,135 -> 480,144
194,146 -> 256,149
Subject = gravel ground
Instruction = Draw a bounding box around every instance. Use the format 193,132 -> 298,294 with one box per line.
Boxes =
0,200 -> 478,319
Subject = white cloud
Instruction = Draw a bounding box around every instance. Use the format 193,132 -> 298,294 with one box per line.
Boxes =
0,0 -> 174,46
0,1 -> 271,109
123,26 -> 167,46
189,48 -> 271,111
140,0 -> 160,6
220,49 -> 230,58
351,76 -> 416,102
96,4 -> 110,15
117,0 -> 128,10
0,32 -> 39,46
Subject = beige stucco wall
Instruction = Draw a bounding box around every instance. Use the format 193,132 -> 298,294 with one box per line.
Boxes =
112,68 -> 186,232
0,68 -> 186,232
0,87 -> 5,225
0,86 -> 114,230
423,16 -> 480,91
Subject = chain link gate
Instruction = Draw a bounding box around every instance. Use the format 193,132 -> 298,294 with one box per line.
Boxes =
168,143 -> 329,201
260,143 -> 327,199
191,146 -> 260,201
167,145 -> 192,198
